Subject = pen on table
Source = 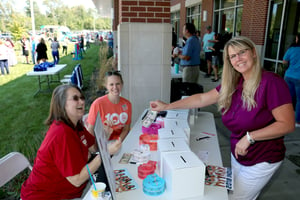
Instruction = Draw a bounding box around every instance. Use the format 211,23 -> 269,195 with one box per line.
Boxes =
196,136 -> 210,141
202,132 -> 216,136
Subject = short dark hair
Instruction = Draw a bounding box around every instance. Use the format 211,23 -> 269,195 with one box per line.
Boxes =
184,23 -> 196,35
206,25 -> 212,30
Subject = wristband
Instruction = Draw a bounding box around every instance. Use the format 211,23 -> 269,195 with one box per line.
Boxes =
246,131 -> 255,145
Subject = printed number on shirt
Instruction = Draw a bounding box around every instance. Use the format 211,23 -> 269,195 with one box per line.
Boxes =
105,112 -> 128,126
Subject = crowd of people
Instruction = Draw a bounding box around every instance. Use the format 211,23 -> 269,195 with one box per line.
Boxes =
172,24 -> 232,83
0,31 -> 116,78
4,23 -> 297,200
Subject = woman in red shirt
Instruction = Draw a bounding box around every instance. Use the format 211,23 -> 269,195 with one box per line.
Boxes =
21,85 -> 101,200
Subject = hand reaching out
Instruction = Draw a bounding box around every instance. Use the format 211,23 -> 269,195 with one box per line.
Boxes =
150,100 -> 168,111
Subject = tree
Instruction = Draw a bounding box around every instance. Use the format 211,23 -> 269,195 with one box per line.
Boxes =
0,0 -> 112,40
9,14 -> 29,40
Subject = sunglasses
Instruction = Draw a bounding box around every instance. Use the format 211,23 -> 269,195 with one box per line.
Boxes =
105,70 -> 121,76
69,95 -> 85,101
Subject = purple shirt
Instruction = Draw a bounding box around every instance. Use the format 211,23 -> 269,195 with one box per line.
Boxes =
216,71 -> 292,166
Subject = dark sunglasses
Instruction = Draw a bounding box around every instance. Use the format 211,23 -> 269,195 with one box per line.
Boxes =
105,70 -> 121,76
69,95 -> 85,101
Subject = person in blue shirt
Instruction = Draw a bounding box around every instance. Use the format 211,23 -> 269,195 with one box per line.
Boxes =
31,36 -> 36,64
177,23 -> 201,83
107,31 -> 113,49
202,26 -> 215,78
283,33 -> 300,127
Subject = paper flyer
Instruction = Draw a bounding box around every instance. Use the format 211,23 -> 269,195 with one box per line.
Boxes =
205,165 -> 233,190
114,168 -> 138,193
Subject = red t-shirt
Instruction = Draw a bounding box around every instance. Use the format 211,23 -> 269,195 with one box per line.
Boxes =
87,95 -> 132,140
21,121 -> 95,200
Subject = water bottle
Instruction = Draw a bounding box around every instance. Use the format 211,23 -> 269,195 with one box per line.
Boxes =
174,63 -> 179,74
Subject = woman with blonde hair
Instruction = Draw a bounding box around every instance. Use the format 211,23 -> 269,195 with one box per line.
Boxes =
150,36 -> 295,199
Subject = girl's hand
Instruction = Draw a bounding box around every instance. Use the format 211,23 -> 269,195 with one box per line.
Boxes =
108,137 -> 122,155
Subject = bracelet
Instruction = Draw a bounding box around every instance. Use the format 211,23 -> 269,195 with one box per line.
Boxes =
246,131 -> 255,145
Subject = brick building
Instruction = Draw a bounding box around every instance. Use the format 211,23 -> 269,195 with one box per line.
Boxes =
92,0 -> 300,121
170,0 -> 300,75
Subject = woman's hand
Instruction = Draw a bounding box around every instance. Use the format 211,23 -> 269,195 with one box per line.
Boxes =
108,137 -> 122,155
150,100 -> 168,111
234,135 -> 250,159
66,154 -> 101,187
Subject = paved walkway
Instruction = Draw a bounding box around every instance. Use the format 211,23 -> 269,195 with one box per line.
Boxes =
196,71 -> 300,200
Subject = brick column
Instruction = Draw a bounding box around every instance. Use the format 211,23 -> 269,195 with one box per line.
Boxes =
119,0 -> 170,23
201,0 -> 214,38
241,0 -> 268,45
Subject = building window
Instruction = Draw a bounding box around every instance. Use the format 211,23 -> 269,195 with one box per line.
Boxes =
171,11 -> 180,43
186,4 -> 201,32
214,0 -> 243,44
264,0 -> 300,76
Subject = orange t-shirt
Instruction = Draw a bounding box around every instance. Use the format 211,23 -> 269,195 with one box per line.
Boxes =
87,95 -> 132,140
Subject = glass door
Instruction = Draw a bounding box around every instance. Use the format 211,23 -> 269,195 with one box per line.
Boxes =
264,0 -> 300,76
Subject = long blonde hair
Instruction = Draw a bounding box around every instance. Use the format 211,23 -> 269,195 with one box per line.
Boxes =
218,36 -> 262,113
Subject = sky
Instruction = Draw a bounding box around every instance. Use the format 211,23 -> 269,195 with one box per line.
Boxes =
14,0 -> 96,13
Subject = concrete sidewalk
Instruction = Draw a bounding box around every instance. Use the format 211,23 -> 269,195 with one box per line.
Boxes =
196,71 -> 300,200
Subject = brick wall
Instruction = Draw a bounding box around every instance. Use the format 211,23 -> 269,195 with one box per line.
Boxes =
119,0 -> 171,23
241,0 -> 269,45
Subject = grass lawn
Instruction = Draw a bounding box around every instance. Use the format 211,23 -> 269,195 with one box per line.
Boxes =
0,42 -> 106,199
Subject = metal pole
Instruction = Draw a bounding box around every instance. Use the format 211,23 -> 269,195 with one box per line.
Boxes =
30,0 -> 36,36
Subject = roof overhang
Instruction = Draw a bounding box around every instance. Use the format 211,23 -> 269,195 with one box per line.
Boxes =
92,0 -> 112,17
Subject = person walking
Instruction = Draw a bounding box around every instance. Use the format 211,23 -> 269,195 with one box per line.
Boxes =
5,38 -> 17,66
79,35 -> 85,54
202,26 -> 215,78
175,23 -> 201,83
62,38 -> 68,55
172,27 -> 177,47
0,39 -> 9,75
31,36 -> 36,64
51,37 -> 60,64
208,33 -> 222,82
36,37 -> 48,64
20,35 -> 29,64
283,33 -> 300,127
150,36 -> 295,200
107,31 -> 114,49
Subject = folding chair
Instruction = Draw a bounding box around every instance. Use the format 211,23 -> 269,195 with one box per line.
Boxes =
63,64 -> 83,80
0,152 -> 32,187
71,65 -> 83,89
60,64 -> 83,89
